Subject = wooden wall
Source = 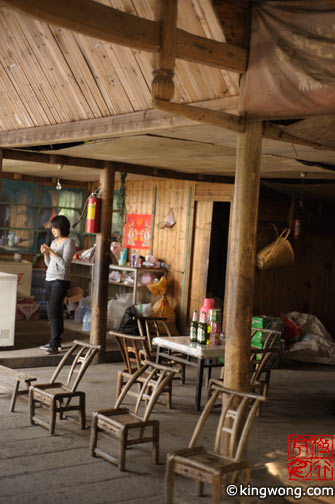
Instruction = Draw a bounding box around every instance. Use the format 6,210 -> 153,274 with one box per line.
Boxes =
124,178 -> 233,330
124,178 -> 335,336
254,190 -> 335,335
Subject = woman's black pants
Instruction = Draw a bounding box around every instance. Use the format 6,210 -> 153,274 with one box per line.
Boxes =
45,280 -> 70,349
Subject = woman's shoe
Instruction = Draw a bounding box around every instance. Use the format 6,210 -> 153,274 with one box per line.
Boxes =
40,343 -> 62,351
46,347 -> 59,354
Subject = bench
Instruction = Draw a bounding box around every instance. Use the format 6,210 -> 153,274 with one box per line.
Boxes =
0,365 -> 37,412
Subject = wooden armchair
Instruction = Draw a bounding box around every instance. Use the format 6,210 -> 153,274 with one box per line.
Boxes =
111,330 -> 173,408
29,340 -> 101,435
165,383 -> 265,504
90,360 -> 178,471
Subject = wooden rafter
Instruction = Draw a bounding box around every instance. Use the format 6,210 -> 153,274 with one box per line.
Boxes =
153,98 -> 244,133
2,148 -> 234,184
0,97 -> 240,148
3,0 -> 247,73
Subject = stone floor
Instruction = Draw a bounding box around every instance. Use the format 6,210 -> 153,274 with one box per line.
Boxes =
0,320 -> 119,368
1,349 -> 335,503
1,320 -> 335,503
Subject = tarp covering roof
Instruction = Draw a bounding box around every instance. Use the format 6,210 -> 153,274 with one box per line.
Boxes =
240,0 -> 335,119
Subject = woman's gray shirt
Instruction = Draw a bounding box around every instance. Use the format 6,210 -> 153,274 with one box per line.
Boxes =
44,238 -> 77,281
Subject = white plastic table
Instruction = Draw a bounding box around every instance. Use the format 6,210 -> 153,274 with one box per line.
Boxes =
152,336 -> 225,411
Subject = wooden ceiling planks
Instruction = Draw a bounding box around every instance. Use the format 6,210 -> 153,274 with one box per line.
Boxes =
50,28 -> 111,118
0,0 -> 235,133
191,0 -> 239,96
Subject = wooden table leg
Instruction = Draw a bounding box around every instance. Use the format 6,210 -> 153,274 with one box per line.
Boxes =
195,359 -> 204,411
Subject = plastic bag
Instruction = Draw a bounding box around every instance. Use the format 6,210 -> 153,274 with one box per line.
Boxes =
79,245 -> 96,263
157,208 -> 176,229
107,292 -> 133,329
134,303 -> 152,317
284,312 -> 335,365
118,305 -> 140,335
147,276 -> 178,334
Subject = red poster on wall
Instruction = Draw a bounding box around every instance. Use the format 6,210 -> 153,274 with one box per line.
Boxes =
123,214 -> 152,250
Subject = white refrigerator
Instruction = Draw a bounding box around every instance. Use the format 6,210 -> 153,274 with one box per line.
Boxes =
0,272 -> 17,346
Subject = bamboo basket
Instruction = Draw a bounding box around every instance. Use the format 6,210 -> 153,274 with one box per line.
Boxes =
256,228 -> 294,270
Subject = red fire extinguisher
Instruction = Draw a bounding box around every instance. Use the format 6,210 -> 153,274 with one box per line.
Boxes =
85,194 -> 101,233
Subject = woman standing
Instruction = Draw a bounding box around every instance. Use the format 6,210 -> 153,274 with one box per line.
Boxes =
40,215 -> 77,354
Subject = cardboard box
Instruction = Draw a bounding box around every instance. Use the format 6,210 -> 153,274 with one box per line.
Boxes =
64,286 -> 84,304
252,315 -> 283,368
16,296 -> 40,321
0,258 -> 32,297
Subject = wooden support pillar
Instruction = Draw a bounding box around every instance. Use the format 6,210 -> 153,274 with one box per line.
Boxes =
0,149 -> 3,196
223,121 -> 263,392
90,163 -> 115,362
152,0 -> 177,101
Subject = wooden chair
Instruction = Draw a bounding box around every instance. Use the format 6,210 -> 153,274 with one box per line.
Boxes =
208,328 -> 281,410
135,315 -> 172,354
90,360 -> 178,471
29,340 -> 101,435
135,315 -> 186,384
111,330 -> 173,408
165,383 -> 265,504
249,329 -> 280,396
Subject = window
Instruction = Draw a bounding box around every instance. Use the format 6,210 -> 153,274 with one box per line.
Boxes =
0,179 -> 86,254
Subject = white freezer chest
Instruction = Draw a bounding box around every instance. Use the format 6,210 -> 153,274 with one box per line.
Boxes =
0,272 -> 17,346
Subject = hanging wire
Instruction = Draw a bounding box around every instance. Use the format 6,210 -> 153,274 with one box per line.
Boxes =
299,172 -> 306,209
116,173 -> 127,240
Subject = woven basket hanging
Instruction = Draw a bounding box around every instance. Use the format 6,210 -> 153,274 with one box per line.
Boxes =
256,228 -> 294,271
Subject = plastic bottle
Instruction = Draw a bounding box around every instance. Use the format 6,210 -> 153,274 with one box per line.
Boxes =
118,248 -> 127,266
199,298 -> 215,324
75,303 -> 86,323
190,309 -> 198,342
82,310 -> 91,332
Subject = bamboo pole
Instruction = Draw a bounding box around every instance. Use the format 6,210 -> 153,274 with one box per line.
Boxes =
90,162 -> 115,362
223,121 -> 263,392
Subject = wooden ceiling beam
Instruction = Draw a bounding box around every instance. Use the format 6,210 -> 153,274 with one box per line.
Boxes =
263,122 -> 334,151
153,98 -> 244,133
0,97 -> 239,148
3,0 -> 247,73
2,148 -> 234,184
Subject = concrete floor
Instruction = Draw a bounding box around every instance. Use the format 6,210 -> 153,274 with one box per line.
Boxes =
0,320 -> 119,368
0,321 -> 335,503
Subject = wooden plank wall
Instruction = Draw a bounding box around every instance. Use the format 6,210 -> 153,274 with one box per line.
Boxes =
124,178 -> 194,326
124,178 -> 234,331
124,179 -> 335,335
253,192 -> 335,335
188,200 -> 213,322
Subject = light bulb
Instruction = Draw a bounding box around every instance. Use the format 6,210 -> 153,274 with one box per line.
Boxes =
56,178 -> 62,191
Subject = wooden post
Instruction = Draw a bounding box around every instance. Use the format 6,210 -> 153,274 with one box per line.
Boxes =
0,149 -> 3,196
152,0 -> 178,102
90,162 -> 115,362
223,121 -> 263,392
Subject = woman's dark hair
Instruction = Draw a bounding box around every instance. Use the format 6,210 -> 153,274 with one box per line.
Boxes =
50,215 -> 71,237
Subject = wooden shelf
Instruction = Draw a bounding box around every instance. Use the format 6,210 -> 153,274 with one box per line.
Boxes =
109,264 -> 167,304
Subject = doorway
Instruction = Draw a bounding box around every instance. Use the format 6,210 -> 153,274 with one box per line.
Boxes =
206,202 -> 230,303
